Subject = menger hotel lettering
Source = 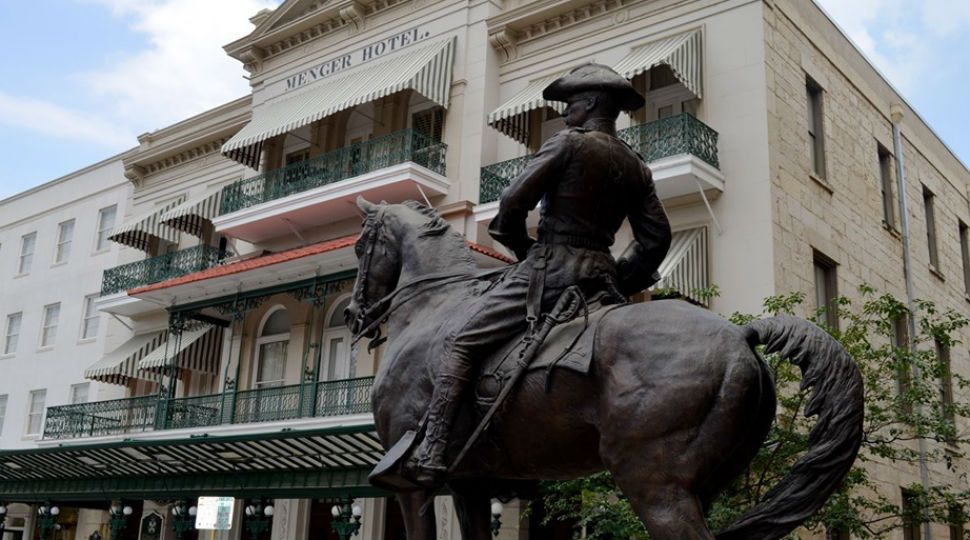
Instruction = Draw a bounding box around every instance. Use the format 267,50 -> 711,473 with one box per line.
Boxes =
285,27 -> 433,91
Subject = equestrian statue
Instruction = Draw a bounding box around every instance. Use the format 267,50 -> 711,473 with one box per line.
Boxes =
345,64 -> 864,540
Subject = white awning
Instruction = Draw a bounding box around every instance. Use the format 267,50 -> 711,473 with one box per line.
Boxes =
613,29 -> 703,99
160,188 -> 225,237
84,331 -> 167,386
108,196 -> 186,252
138,325 -> 223,375
487,72 -> 566,145
223,36 -> 457,169
652,226 -> 709,305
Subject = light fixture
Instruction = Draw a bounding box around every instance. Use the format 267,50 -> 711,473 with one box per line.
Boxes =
264,505 -> 274,517
0,505 -> 7,515
490,500 -> 504,537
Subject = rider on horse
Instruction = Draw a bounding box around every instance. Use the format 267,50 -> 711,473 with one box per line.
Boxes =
408,63 -> 673,486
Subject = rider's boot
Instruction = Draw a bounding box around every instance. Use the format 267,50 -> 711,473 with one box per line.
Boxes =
409,374 -> 464,487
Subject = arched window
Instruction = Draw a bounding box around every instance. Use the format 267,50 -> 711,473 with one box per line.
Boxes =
255,306 -> 290,388
321,296 -> 354,381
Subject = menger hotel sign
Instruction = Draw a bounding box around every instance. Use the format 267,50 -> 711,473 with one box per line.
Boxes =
284,27 -> 434,91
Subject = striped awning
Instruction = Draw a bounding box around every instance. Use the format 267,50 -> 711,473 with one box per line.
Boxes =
652,226 -> 709,305
139,325 -> 223,375
160,188 -> 225,237
223,36 -> 457,169
487,72 -> 566,145
84,331 -> 167,386
613,29 -> 703,99
108,196 -> 186,252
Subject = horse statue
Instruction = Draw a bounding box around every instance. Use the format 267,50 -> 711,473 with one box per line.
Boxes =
345,197 -> 864,540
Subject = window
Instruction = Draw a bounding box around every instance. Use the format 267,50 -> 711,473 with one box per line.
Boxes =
80,294 -> 100,340
4,313 -> 21,355
18,232 -> 36,274
936,339 -> 955,427
924,187 -> 939,270
25,389 -> 46,436
806,76 -> 826,179
0,395 -> 7,436
412,107 -> 444,141
813,251 -> 839,330
322,296 -> 354,381
950,504 -> 965,540
255,307 -> 290,388
826,528 -> 850,540
878,144 -> 895,229
892,313 -> 912,415
95,205 -> 117,251
54,219 -> 74,264
70,383 -> 90,405
902,488 -> 922,540
960,222 -> 970,296
40,303 -> 60,348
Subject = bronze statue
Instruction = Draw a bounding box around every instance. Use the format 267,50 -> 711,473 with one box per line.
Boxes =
346,64 -> 864,540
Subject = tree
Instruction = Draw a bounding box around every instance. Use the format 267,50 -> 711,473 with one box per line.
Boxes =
536,285 -> 970,538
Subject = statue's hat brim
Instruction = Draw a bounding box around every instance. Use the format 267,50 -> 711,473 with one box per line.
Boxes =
543,63 -> 645,111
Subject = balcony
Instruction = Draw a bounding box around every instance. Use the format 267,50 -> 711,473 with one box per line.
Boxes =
42,376 -> 375,441
477,113 -> 724,217
214,129 -> 450,243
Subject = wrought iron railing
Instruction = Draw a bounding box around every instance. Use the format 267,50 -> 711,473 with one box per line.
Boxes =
100,244 -> 234,296
43,377 -> 376,440
43,395 -> 158,440
617,112 -> 719,169
478,113 -> 719,204
220,129 -> 447,215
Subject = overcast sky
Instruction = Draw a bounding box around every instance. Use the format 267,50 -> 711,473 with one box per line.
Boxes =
0,0 -> 967,200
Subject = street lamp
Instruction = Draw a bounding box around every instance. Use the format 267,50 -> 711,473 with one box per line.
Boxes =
243,499 -> 275,540
37,503 -> 61,540
490,500 -> 504,537
109,502 -> 133,539
171,501 -> 197,540
0,503 -> 7,532
330,499 -> 363,540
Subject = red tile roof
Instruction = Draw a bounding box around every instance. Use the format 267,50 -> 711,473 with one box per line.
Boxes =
128,236 -> 512,295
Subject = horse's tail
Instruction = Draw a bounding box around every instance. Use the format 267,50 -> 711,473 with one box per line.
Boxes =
715,315 -> 864,540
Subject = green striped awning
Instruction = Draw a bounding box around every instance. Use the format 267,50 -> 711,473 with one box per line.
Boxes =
160,188 -> 226,237
108,196 -> 186,252
652,226 -> 709,305
223,36 -> 457,169
138,325 -> 223,375
613,29 -> 703,99
84,331 -> 167,386
487,72 -> 566,145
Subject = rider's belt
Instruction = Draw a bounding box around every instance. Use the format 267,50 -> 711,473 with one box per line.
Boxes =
537,232 -> 610,252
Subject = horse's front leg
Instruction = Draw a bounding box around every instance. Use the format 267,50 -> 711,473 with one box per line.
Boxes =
396,490 -> 437,540
449,480 -> 493,540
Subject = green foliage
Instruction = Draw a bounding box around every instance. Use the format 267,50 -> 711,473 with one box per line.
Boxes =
537,286 -> 970,538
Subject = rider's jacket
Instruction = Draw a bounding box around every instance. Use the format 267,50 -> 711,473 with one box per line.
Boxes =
488,118 -> 672,297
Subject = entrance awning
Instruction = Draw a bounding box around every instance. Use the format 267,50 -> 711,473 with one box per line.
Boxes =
613,29 -> 703,99
84,331 -> 167,385
0,426 -> 385,501
487,72 -> 566,145
138,325 -> 224,375
223,37 -> 457,169
109,196 -> 186,252
652,226 -> 709,305
160,188 -> 225,237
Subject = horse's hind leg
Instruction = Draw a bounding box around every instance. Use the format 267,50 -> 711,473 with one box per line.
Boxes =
396,490 -> 437,540
449,480 -> 493,540
613,474 -> 715,540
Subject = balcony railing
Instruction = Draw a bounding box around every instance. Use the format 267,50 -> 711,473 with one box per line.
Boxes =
479,113 -> 719,203
220,129 -> 447,215
100,244 -> 234,296
43,377 -> 375,440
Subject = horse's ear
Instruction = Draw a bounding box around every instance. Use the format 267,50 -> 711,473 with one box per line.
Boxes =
356,196 -> 378,216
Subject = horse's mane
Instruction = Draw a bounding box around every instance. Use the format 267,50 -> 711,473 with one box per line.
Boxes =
397,200 -> 476,267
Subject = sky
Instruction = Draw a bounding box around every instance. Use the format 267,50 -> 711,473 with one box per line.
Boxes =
0,0 -> 967,200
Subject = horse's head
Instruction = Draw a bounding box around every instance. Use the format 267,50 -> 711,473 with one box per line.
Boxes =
345,197 -> 402,338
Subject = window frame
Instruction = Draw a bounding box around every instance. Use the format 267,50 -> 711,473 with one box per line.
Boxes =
3,312 -> 22,356
901,488 -> 922,540
25,389 -> 46,437
877,143 -> 895,230
54,219 -> 75,264
95,204 -> 117,252
923,186 -> 939,271
80,294 -> 100,341
806,76 -> 826,179
253,305 -> 291,389
813,250 -> 839,330
960,221 -> 970,297
39,302 -> 60,349
18,232 -> 36,275
70,383 -> 90,405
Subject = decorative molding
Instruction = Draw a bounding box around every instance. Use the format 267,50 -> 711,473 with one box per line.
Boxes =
339,0 -> 367,30
124,165 -> 146,184
488,27 -> 519,62
519,0 -> 630,40
141,138 -> 229,176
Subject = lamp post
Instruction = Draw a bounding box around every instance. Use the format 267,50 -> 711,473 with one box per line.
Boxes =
0,503 -> 7,533
36,502 -> 61,540
490,501 -> 504,537
170,501 -> 197,540
243,499 -> 274,540
330,499 -> 363,540
108,502 -> 133,539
